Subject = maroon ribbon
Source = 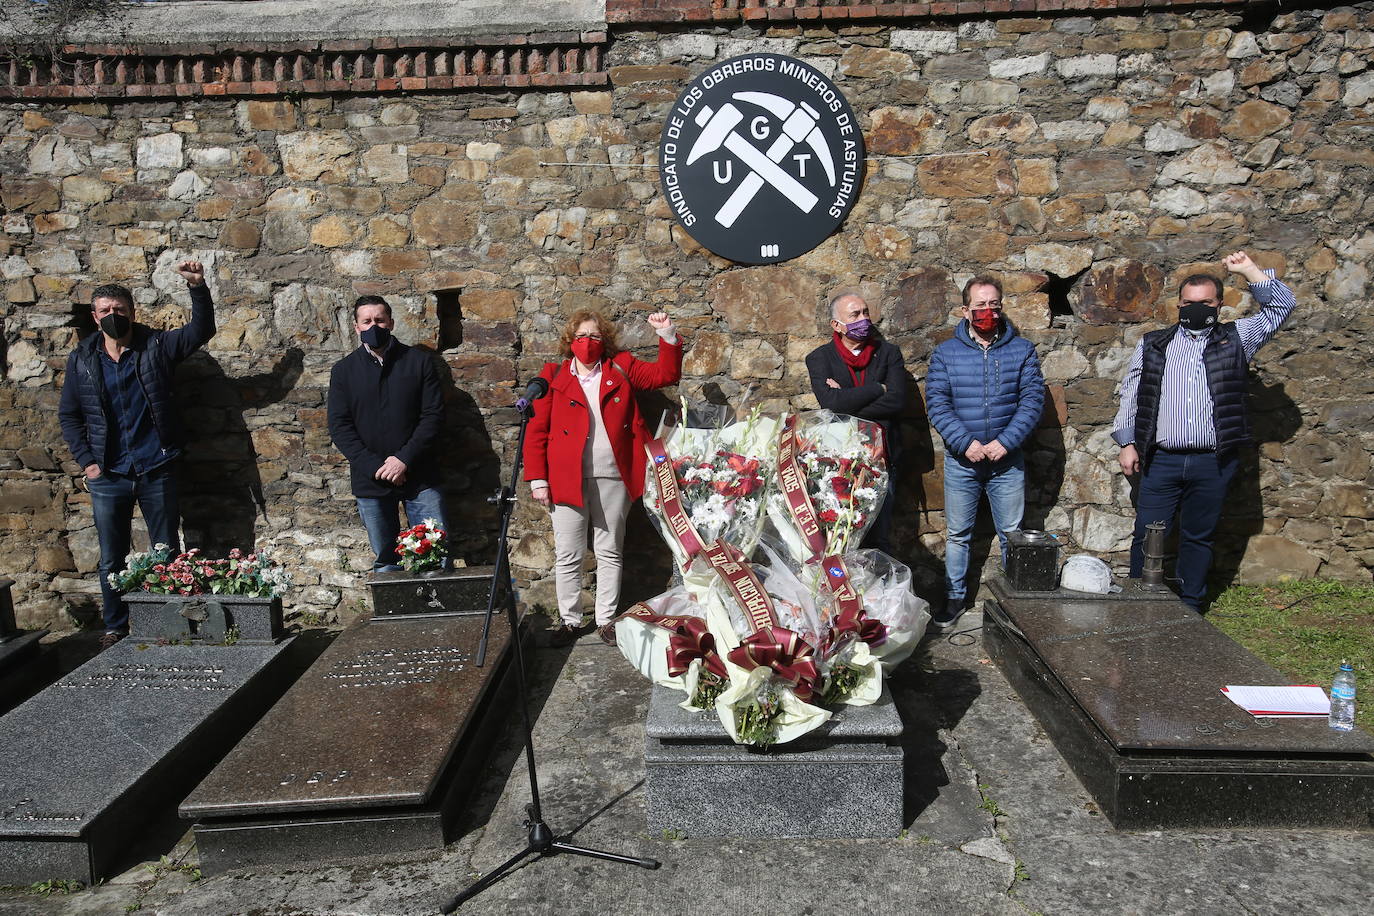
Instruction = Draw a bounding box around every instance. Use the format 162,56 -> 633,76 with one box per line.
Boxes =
667,617 -> 728,680
645,437 -> 706,560
727,625 -> 821,703
820,556 -> 887,652
776,415 -> 828,560
623,604 -> 727,680
704,539 -> 778,633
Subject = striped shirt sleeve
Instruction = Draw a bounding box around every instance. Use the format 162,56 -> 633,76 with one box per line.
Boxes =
1112,339 -> 1145,446
1236,269 -> 1296,359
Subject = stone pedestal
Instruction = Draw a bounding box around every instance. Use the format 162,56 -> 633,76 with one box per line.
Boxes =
181,610 -> 521,873
643,686 -> 904,838
0,637 -> 297,884
984,577 -> 1374,829
366,566 -> 501,618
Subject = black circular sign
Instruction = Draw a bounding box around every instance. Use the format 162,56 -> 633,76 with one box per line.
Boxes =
659,53 -> 865,266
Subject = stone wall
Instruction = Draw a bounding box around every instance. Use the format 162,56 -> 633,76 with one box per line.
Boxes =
2,1 -> 1372,629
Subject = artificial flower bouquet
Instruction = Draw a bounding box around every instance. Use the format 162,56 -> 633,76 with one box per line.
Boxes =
110,544 -> 291,598
396,518 -> 447,572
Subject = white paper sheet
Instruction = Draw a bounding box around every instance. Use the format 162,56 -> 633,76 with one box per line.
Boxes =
1221,684 -> 1330,717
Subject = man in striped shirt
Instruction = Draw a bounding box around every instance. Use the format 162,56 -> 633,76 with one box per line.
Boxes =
1112,251 -> 1296,610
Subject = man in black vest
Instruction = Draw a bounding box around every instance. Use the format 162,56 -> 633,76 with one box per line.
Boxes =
805,290 -> 908,554
328,295 -> 447,571
58,260 -> 216,649
1112,251 -> 1295,610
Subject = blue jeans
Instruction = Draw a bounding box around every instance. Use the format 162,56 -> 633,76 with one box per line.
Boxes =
356,487 -> 447,571
1130,449 -> 1237,610
943,452 -> 1025,603
89,464 -> 180,633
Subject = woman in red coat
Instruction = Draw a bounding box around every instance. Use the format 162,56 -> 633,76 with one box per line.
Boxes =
525,309 -> 682,646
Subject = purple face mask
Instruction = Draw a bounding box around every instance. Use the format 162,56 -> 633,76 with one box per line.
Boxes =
843,318 -> 873,341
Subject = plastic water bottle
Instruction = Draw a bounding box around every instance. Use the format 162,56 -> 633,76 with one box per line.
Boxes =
1329,661 -> 1355,732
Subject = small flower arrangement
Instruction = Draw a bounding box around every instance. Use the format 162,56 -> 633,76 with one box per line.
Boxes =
396,518 -> 447,572
109,544 -> 291,598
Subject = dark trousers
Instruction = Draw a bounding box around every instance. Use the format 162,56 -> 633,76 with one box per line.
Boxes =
1129,449 -> 1237,610
88,464 -> 180,633
861,461 -> 897,556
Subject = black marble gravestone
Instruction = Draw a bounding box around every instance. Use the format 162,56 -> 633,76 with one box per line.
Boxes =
984,577 -> 1374,829
0,633 -> 295,884
0,578 -> 52,714
181,610 -> 519,873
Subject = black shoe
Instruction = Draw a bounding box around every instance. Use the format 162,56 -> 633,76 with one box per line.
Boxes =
931,599 -> 967,630
546,626 -> 579,648
99,631 -> 126,651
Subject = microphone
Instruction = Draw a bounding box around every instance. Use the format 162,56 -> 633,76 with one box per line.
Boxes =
515,376 -> 549,412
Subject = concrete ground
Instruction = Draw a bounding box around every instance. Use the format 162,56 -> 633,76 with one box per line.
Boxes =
2,605 -> 1371,916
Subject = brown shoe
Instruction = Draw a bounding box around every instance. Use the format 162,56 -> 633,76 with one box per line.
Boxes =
548,624 -> 579,648
99,631 -> 126,652
597,623 -> 617,647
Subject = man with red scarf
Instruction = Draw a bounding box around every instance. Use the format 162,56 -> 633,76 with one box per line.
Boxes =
805,291 -> 908,554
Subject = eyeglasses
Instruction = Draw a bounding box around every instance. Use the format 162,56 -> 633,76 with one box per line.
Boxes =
969,300 -> 1002,310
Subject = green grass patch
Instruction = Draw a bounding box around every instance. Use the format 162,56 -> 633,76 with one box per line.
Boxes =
1209,578 -> 1374,731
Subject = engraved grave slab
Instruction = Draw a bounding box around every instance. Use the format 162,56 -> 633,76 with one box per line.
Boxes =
984,577 -> 1374,829
181,612 -> 517,872
124,593 -> 284,644
0,638 -> 295,884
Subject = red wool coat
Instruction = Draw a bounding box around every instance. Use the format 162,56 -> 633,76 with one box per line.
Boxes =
523,337 -> 683,507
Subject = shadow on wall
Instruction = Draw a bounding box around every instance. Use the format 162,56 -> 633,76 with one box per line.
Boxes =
1023,382 -> 1067,532
176,348 -> 304,556
1208,374 -> 1302,598
429,347 -> 504,567
892,366 -> 942,597
620,387 -> 684,608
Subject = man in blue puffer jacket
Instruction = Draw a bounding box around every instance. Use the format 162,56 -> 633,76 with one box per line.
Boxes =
926,275 -> 1044,628
58,260 -> 216,649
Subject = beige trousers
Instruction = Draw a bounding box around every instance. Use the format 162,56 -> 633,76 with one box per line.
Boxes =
550,476 -> 630,627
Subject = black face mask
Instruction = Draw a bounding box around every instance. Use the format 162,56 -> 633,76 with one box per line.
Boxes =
99,313 -> 132,340
1177,301 -> 1218,332
360,325 -> 392,350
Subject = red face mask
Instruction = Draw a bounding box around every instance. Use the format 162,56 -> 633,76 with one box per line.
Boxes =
571,337 -> 604,365
970,309 -> 1001,334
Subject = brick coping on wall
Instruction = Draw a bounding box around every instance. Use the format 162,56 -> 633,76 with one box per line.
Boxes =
0,0 -> 1258,100
0,32 -> 608,100
607,0 -> 1251,24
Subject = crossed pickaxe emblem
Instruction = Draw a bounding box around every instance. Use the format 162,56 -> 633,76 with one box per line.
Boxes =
687,91 -> 838,229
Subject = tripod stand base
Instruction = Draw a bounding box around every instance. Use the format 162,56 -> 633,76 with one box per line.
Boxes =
442,806 -> 659,912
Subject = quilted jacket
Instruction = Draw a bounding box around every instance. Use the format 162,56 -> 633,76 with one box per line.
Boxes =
926,318 -> 1044,468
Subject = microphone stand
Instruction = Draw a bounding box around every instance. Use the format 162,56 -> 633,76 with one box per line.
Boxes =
442,388 -> 660,913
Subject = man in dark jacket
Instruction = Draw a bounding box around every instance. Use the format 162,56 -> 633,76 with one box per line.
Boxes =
806,290 -> 908,553
1112,251 -> 1295,610
926,275 -> 1044,628
328,295 -> 446,571
58,260 -> 215,649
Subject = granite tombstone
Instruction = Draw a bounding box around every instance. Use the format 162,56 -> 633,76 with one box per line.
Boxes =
983,577 -> 1374,829
0,600 -> 295,884
181,606 -> 520,873
0,578 -> 52,714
